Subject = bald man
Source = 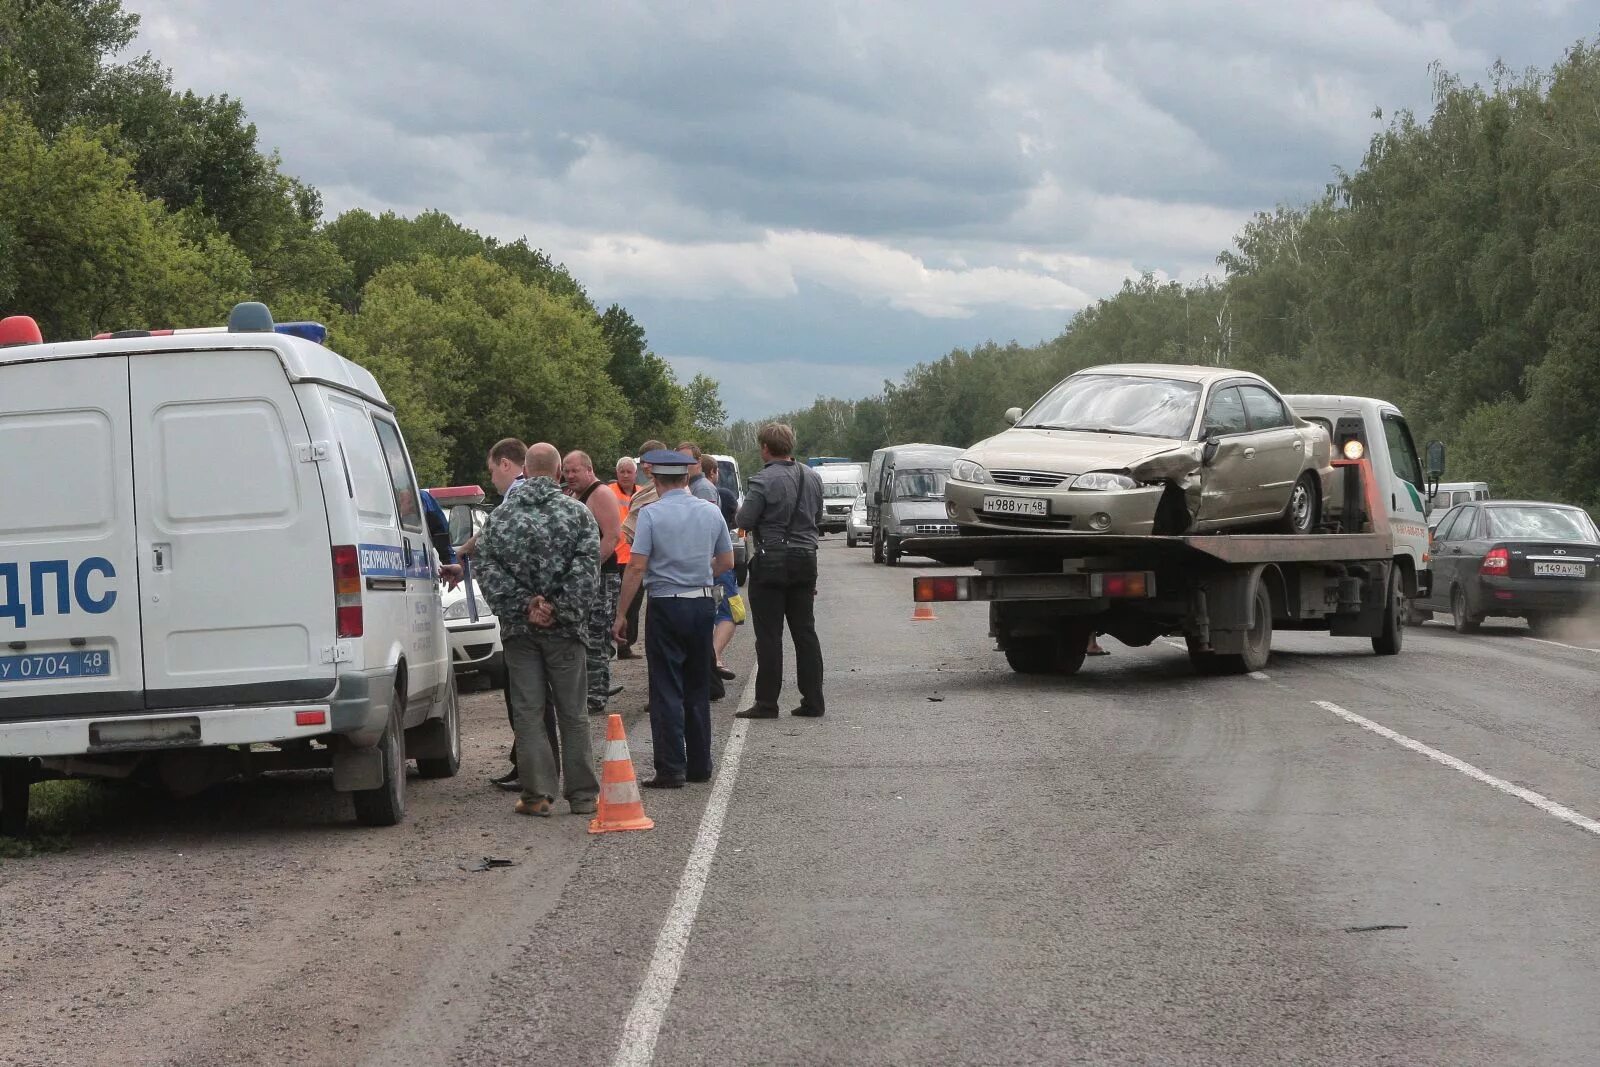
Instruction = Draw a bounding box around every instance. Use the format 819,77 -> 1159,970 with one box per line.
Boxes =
476,441 -> 601,816
564,449 -> 625,712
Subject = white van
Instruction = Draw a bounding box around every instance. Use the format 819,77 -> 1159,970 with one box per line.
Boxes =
818,462 -> 865,533
1285,394 -> 1436,613
0,304 -> 458,834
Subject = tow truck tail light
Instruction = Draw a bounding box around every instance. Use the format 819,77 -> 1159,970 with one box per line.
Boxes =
332,545 -> 364,637
1094,572 -> 1149,598
1481,547 -> 1510,575
914,576 -> 967,602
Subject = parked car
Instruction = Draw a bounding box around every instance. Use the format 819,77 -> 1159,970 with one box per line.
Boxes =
440,578 -> 504,687
1414,500 -> 1600,634
846,494 -> 870,547
946,365 -> 1335,536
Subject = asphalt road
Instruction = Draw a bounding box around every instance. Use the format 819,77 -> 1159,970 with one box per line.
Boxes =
5,538 -> 1600,1065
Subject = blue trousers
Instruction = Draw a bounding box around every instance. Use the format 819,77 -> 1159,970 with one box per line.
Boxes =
645,596 -> 715,780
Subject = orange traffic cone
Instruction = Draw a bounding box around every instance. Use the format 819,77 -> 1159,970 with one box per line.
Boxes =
912,603 -> 938,622
589,714 -> 654,834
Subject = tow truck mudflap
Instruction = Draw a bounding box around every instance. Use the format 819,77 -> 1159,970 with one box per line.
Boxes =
913,571 -> 1156,602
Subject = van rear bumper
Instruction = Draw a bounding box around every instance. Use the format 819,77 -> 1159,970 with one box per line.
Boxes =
0,667 -> 396,756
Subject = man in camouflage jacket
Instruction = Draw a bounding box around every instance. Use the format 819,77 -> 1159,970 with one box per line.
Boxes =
477,441 -> 602,816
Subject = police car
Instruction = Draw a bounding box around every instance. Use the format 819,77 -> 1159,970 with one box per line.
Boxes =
0,304 -> 460,835
427,486 -> 506,689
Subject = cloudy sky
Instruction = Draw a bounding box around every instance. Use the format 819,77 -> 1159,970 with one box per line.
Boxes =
138,1 -> 1594,417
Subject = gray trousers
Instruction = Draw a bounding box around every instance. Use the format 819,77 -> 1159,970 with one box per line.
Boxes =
504,632 -> 599,804
587,571 -> 623,709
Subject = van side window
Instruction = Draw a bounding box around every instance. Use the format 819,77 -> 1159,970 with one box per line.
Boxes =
372,418 -> 423,533
329,397 -> 395,526
1204,387 -> 1247,436
1239,386 -> 1289,430
1382,413 -> 1424,491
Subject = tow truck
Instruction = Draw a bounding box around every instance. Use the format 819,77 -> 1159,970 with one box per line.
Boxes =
908,457 -> 1412,676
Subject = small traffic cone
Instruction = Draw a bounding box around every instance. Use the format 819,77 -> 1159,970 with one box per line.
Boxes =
912,603 -> 938,622
589,714 -> 654,834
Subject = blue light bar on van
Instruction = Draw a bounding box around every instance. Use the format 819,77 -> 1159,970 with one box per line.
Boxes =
274,321 -> 329,345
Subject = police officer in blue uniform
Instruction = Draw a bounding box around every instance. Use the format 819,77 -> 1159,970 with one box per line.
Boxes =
613,450 -> 734,787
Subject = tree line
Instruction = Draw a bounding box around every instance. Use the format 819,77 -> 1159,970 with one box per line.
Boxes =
736,41 -> 1600,511
0,0 -> 726,487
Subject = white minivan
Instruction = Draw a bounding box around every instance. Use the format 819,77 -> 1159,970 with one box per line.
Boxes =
1285,394 -> 1437,615
0,304 -> 458,834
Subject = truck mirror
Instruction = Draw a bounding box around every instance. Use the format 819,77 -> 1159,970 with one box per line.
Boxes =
1004,406 -> 1023,426
1425,440 -> 1446,478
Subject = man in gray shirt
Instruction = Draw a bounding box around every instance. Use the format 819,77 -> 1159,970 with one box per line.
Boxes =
734,423 -> 827,719
677,441 -> 722,505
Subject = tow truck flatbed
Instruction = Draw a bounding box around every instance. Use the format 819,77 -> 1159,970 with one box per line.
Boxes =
903,531 -> 1394,568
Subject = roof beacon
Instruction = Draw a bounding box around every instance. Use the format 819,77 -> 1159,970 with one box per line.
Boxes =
274,321 -> 329,345
0,316 -> 43,348
228,301 -> 275,332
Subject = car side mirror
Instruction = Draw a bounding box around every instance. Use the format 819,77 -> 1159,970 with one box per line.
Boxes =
1004,406 -> 1023,426
1201,435 -> 1220,466
872,491 -> 882,505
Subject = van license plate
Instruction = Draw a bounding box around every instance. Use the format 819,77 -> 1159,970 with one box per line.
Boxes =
0,650 -> 112,683
983,496 -> 1048,517
1533,561 -> 1586,578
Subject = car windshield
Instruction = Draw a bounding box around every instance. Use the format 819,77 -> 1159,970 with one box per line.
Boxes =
894,469 -> 947,500
1485,507 -> 1597,542
824,482 -> 858,499
1019,374 -> 1201,439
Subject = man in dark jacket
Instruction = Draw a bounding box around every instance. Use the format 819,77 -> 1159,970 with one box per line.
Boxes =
734,422 -> 826,719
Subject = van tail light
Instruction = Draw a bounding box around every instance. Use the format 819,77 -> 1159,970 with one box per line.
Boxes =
1480,547 -> 1510,575
332,545 -> 364,637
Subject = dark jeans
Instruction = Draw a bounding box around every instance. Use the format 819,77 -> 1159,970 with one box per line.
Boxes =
645,596 -> 715,780
748,548 -> 825,714
620,586 -> 644,650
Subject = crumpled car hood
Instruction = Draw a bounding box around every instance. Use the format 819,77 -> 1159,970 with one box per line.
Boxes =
965,428 -> 1202,482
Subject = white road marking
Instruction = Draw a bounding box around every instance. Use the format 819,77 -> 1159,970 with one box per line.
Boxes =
1524,636 -> 1600,655
612,676 -> 756,1067
1314,700 -> 1600,837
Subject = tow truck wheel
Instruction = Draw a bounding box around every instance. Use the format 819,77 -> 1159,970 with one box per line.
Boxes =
1372,567 -> 1403,656
0,758 -> 31,838
1003,626 -> 1090,676
1192,583 -> 1272,675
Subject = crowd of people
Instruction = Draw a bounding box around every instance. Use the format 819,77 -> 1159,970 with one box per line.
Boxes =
441,423 -> 828,816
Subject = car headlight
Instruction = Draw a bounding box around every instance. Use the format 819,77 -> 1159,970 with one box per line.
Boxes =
951,458 -> 992,484
443,600 -> 470,620
1070,471 -> 1138,491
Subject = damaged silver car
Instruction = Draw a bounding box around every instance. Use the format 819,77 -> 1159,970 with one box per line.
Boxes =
945,365 -> 1335,536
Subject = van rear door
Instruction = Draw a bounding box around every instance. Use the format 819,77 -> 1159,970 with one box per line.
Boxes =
0,357 -> 144,717
129,349 -> 337,708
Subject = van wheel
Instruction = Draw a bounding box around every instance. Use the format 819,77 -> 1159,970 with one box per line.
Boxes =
846,532 -> 857,548
353,692 -> 407,827
0,759 -> 31,838
1277,473 -> 1320,535
872,528 -> 884,564
1372,568 -> 1403,656
414,676 -> 462,779
884,538 -> 901,567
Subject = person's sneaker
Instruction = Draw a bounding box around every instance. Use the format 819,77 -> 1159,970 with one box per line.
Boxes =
790,705 -> 824,717
515,797 -> 553,817
735,706 -> 779,719
569,797 -> 598,815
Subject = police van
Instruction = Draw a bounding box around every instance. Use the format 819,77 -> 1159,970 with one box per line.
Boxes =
0,304 -> 458,834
